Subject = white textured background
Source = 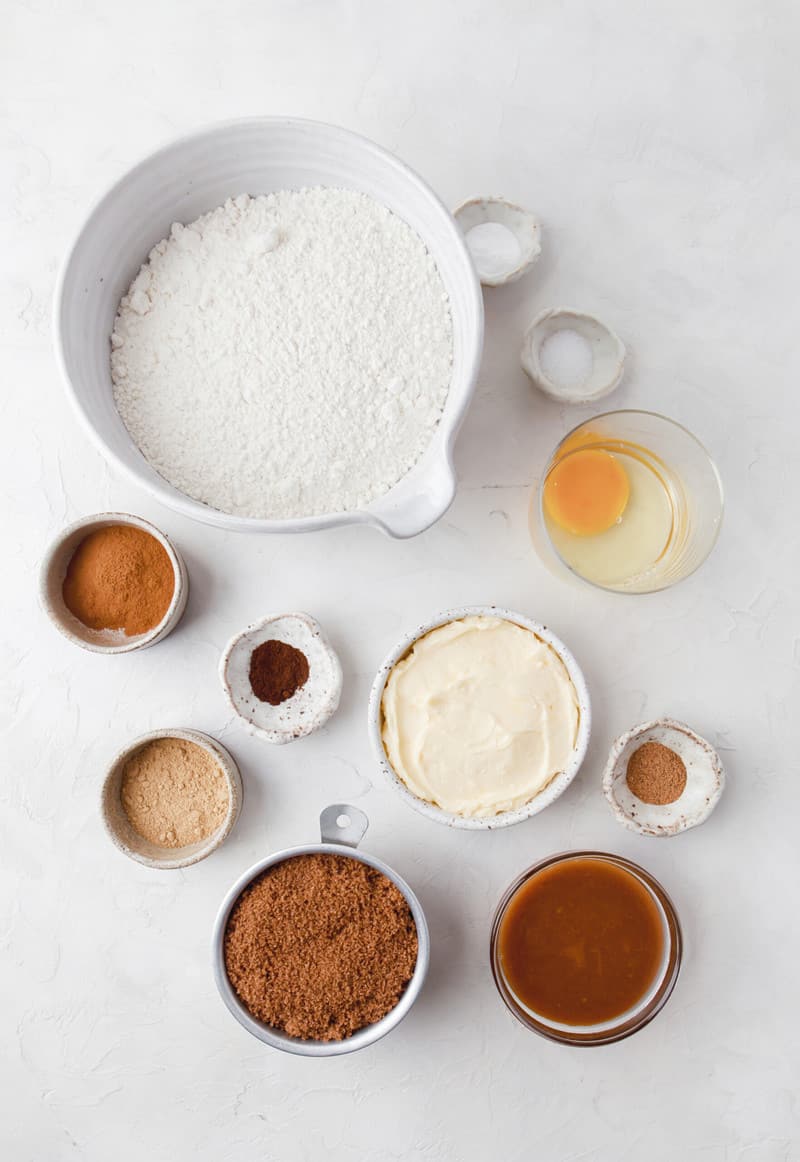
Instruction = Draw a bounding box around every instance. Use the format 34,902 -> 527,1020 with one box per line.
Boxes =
3,2 -> 799,1159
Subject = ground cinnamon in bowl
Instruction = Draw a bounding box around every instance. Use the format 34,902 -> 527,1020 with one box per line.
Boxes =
63,523 -> 174,636
223,853 -> 418,1041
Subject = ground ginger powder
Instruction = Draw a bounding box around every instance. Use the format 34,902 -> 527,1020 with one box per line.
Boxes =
120,737 -> 229,848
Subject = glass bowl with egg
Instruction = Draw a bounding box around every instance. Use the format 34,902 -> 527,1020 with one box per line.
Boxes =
531,411 -> 724,594
368,607 -> 591,830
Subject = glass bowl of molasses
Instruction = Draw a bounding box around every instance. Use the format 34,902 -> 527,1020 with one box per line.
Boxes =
490,851 -> 682,1046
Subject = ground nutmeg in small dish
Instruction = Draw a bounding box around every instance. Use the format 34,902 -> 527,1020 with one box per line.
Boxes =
121,737 -> 229,848
63,524 -> 174,636
249,639 -> 309,705
626,741 -> 687,805
224,853 -> 418,1041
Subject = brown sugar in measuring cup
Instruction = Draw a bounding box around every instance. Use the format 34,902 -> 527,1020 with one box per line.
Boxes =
223,853 -> 418,1041
212,805 -> 430,1057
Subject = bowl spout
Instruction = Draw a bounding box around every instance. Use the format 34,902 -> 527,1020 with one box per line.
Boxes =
368,455 -> 457,538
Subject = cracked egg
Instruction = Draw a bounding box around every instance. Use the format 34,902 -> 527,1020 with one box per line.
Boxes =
603,718 -> 724,837
220,612 -> 342,744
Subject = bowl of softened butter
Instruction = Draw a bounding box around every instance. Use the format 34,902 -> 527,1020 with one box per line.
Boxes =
368,606 -> 591,830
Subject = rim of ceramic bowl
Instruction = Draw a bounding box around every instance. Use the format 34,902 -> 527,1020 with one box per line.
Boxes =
533,410 -> 725,596
367,605 -> 591,830
53,116 -> 484,539
490,850 -> 682,1045
39,511 -> 189,654
211,841 -> 430,1056
101,728 -> 242,869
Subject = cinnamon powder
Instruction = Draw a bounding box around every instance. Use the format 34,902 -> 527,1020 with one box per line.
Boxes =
223,853 -> 418,1041
63,524 -> 174,636
626,741 -> 687,805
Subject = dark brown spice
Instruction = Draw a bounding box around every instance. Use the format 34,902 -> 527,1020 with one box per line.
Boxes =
626,741 -> 687,805
223,853 -> 418,1041
248,639 -> 309,704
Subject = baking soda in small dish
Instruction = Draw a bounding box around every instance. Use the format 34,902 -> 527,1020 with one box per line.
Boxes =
465,222 -> 521,282
112,189 -> 453,520
539,329 -> 593,395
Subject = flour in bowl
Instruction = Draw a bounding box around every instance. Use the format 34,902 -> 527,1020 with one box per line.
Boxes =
110,189 -> 453,519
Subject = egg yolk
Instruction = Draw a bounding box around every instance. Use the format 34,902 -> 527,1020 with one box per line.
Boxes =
544,449 -> 630,536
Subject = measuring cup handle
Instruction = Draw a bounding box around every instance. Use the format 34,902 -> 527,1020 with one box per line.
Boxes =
319,804 -> 369,848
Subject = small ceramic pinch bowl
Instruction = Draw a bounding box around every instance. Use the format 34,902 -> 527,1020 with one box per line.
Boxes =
454,196 -> 541,286
368,606 -> 591,830
521,307 -> 626,403
212,804 -> 430,1057
603,718 -> 725,837
40,511 -> 188,654
101,728 -> 243,869
220,612 -> 342,744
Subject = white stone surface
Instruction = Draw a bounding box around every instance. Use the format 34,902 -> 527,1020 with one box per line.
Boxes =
3,2 -> 799,1158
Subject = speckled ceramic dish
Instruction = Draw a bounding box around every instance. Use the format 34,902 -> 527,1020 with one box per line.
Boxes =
212,804 -> 430,1057
368,606 -> 591,830
220,612 -> 342,744
603,718 -> 724,837
101,728 -> 242,869
39,512 -> 188,654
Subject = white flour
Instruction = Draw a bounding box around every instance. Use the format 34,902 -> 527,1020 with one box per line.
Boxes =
111,189 -> 453,519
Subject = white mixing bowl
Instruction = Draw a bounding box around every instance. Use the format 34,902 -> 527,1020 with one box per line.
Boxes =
55,118 -> 484,536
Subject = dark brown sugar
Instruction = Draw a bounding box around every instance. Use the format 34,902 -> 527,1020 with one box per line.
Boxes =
223,853 -> 418,1041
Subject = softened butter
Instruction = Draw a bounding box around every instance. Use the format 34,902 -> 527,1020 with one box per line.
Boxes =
381,616 -> 580,818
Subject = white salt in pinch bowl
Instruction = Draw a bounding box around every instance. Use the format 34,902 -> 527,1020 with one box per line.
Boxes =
368,606 -> 591,830
220,612 -> 342,744
39,511 -> 188,654
454,196 -> 542,286
603,718 -> 725,837
521,307 -> 626,403
101,728 -> 243,869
